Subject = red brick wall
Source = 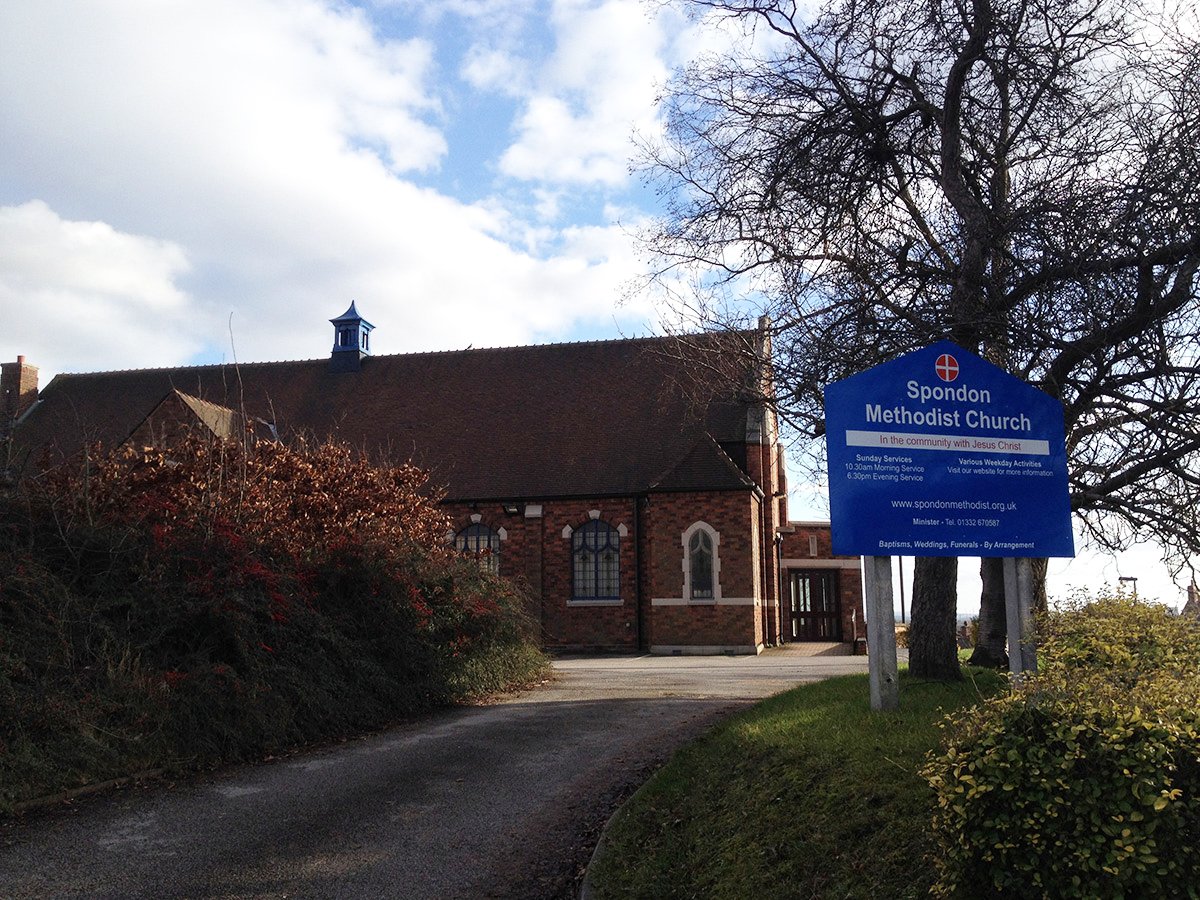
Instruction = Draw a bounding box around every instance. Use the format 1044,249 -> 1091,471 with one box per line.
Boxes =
650,603 -> 759,650
0,357 -> 38,441
441,492 -> 772,652
781,524 -> 839,560
643,489 -> 762,650
443,499 -> 639,651
440,486 -> 847,653
742,416 -> 784,646
443,502 -> 536,601
541,499 -> 638,649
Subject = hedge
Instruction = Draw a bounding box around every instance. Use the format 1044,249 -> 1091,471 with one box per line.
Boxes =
1,435 -> 548,811
924,594 -> 1200,898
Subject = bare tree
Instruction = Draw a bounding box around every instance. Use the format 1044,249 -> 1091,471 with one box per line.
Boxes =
641,0 -> 1200,678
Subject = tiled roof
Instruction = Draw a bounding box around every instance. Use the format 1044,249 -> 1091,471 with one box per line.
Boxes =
648,434 -> 757,493
13,334 -> 764,501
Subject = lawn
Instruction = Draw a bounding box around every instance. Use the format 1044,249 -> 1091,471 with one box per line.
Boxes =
586,667 -> 1005,899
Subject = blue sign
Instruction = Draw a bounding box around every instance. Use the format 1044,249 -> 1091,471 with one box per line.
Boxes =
824,342 -> 1074,558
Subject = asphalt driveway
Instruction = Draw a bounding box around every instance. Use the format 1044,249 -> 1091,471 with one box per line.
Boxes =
0,648 -> 869,899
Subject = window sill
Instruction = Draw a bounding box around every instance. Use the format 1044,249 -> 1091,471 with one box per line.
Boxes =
568,598 -> 623,606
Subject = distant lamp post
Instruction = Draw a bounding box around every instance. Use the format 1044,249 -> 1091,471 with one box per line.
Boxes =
1119,576 -> 1138,599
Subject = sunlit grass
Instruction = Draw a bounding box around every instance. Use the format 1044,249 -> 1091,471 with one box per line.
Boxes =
588,667 -> 1004,899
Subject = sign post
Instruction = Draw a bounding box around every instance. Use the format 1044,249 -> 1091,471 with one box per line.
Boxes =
824,342 -> 1074,709
864,556 -> 899,711
1003,557 -> 1037,678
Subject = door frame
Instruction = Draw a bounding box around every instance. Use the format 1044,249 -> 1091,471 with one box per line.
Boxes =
786,568 -> 843,641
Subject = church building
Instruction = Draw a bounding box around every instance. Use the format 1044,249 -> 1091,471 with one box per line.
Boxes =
2,306 -> 863,654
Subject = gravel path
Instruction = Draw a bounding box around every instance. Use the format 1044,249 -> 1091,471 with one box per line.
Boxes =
0,649 -> 868,899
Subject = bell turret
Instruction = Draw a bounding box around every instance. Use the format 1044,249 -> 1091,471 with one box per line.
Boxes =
329,301 -> 375,373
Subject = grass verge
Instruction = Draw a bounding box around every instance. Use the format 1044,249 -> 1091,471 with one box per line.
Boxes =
586,667 -> 1004,899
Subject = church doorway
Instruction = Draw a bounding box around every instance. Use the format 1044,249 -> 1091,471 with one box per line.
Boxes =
786,570 -> 842,641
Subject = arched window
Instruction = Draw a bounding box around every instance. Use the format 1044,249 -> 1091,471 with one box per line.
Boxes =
688,530 -> 714,599
457,523 -> 500,574
682,522 -> 721,602
573,519 -> 620,600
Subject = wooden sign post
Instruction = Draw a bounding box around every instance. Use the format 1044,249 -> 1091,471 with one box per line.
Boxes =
1004,557 -> 1037,677
864,556 -> 899,711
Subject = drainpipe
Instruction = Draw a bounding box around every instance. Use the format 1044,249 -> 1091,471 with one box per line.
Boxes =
635,495 -> 646,652
758,487 -> 770,647
776,533 -> 785,646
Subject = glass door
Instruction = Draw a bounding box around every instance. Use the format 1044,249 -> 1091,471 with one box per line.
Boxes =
788,570 -> 842,641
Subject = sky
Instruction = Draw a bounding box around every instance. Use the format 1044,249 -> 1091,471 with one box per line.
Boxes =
1,0 -> 1194,612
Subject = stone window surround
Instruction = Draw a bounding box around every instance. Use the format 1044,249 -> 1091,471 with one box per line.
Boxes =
681,520 -> 722,604
651,521 -> 759,608
450,516 -> 507,575
562,512 -> 629,606
445,512 -> 508,544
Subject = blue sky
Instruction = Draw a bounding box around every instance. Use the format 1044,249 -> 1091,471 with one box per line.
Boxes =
0,0 -> 1190,609
0,0 -> 717,382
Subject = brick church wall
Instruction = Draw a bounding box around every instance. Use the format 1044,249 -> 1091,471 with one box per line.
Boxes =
440,503 -> 863,652
443,491 -> 769,653
444,498 -> 639,651
541,499 -> 638,650
644,489 -> 762,652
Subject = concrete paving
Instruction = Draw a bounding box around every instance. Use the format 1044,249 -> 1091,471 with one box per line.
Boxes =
552,647 -> 871,700
0,647 -> 872,899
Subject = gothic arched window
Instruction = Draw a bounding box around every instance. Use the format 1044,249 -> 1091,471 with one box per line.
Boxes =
688,530 -> 714,599
682,522 -> 721,602
457,522 -> 500,574
572,519 -> 620,600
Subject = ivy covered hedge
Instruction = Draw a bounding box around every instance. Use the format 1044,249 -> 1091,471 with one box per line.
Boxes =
924,594 -> 1200,898
0,436 -> 548,812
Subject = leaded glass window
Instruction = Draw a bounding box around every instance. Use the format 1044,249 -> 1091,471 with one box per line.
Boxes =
572,519 -> 619,600
689,529 -> 714,599
457,523 -> 500,574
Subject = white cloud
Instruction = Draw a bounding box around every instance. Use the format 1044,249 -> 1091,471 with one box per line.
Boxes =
499,0 -> 673,186
460,46 -> 528,94
0,0 -> 660,379
0,201 -> 200,379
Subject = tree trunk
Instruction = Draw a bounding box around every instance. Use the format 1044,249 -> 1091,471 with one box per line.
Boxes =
968,557 -> 1008,668
909,556 -> 963,680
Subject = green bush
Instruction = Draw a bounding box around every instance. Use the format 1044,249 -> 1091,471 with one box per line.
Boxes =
924,593 -> 1200,898
1038,591 -> 1200,681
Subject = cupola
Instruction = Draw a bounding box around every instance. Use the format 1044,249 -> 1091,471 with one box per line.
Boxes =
329,301 -> 375,373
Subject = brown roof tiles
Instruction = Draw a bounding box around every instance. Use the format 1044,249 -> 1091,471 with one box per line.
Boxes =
13,334 -> 764,501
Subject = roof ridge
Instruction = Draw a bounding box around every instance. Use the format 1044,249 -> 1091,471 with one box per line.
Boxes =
53,358 -> 327,378
49,331 -> 722,378
375,331 -> 674,358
